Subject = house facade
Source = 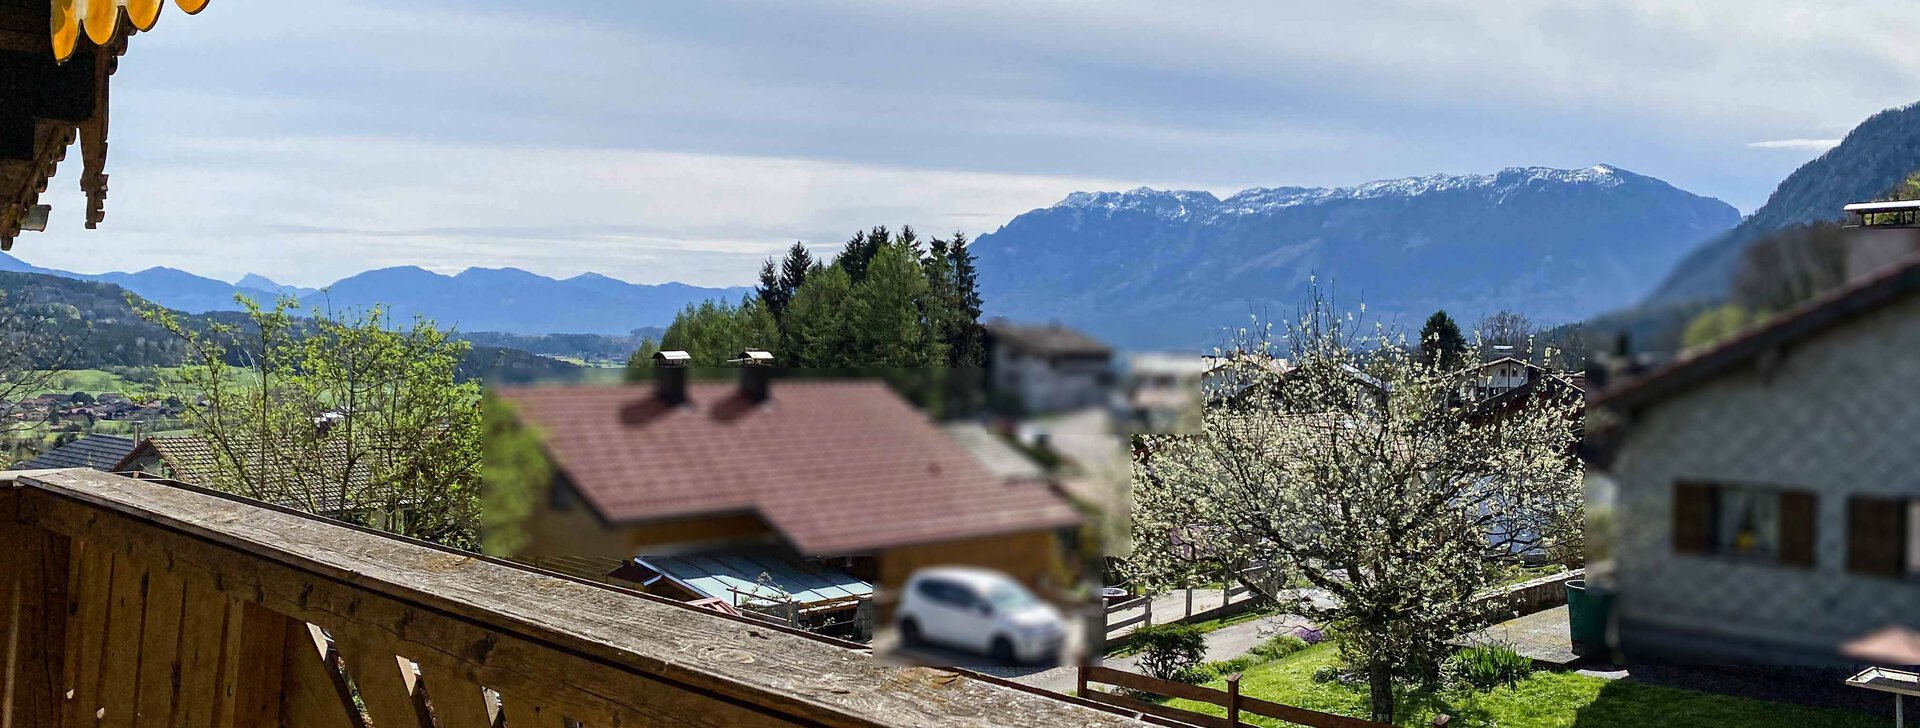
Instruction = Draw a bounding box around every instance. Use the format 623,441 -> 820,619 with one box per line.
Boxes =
984,320 -> 1114,415
1590,254 -> 1920,665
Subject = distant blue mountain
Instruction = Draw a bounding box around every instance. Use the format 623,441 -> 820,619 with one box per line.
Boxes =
972,165 -> 1740,349
0,253 -> 745,335
235,273 -> 317,298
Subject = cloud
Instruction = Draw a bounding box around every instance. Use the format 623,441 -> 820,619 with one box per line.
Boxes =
14,0 -> 1920,287
1747,139 -> 1845,151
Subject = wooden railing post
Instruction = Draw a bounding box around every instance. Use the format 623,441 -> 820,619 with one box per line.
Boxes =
0,492 -> 70,728
1225,672 -> 1242,728
1143,597 -> 1152,628
1076,664 -> 1088,698
1184,587 -> 1193,619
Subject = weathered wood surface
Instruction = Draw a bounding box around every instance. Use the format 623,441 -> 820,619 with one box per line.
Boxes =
5,469 -> 1150,727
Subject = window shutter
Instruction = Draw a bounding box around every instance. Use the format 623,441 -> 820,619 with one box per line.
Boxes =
1778,491 -> 1817,567
1847,496 -> 1907,578
1673,483 -> 1715,555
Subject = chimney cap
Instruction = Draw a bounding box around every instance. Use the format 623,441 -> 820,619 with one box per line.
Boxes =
654,350 -> 692,364
732,349 -> 774,365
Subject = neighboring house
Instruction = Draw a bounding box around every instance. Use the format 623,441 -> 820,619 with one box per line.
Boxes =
1588,251 -> 1920,665
496,359 -> 1086,617
114,435 -> 395,526
1120,353 -> 1209,434
13,434 -> 136,471
1457,356 -> 1546,400
984,319 -> 1114,415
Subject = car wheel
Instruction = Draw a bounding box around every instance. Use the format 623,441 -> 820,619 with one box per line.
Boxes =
990,636 -> 1016,665
900,618 -> 922,646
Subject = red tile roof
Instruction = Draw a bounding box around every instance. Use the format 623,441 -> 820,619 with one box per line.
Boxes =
497,380 -> 1082,554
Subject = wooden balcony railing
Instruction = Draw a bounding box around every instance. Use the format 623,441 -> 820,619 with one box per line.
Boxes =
0,468 -> 1151,728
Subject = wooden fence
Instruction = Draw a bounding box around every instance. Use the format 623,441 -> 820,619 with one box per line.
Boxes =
1076,665 -> 1394,728
0,468 -> 1157,727
1107,595 -> 1154,633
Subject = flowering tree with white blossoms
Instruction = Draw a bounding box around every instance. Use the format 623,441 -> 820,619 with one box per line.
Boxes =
1130,293 -> 1582,723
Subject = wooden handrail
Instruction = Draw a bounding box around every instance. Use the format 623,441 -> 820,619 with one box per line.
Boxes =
0,469 -> 1152,727
1077,664 -> 1392,728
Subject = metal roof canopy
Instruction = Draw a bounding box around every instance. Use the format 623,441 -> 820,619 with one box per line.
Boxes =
634,550 -> 873,609
1844,200 -> 1920,212
1846,667 -> 1918,728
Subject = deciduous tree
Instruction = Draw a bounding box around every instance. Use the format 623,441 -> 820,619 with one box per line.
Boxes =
1130,293 -> 1581,723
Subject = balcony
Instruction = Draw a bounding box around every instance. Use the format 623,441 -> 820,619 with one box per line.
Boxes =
0,468 -> 1148,727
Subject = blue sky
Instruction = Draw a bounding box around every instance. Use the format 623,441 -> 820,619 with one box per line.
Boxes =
15,0 -> 1920,287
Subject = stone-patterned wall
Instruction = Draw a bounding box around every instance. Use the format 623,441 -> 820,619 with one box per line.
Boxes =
1605,294 -> 1920,662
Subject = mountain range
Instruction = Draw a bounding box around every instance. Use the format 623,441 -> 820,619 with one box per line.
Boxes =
1644,101 -> 1920,306
971,165 -> 1740,349
0,254 -> 746,336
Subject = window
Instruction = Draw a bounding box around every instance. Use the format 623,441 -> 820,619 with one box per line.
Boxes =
1673,482 -> 1815,567
1847,496 -> 1919,578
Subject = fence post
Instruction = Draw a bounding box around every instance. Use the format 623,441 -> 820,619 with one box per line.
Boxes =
1222,568 -> 1231,608
1184,587 -> 1193,619
1076,664 -> 1088,698
1225,673 -> 1242,727
1144,596 -> 1152,627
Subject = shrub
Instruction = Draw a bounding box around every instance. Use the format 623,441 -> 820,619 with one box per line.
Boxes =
1251,634 -> 1309,660
1445,643 -> 1534,691
1289,625 -> 1327,645
1132,624 -> 1208,682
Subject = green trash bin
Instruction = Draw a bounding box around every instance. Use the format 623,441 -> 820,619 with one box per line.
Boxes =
1566,579 -> 1612,655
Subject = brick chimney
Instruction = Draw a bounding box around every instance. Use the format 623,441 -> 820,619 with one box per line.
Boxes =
734,349 -> 774,403
653,350 -> 690,405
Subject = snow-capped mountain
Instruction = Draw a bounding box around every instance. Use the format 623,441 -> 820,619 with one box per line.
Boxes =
974,165 -> 1739,349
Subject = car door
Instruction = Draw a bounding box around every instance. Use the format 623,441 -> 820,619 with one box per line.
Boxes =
948,584 -> 997,654
914,579 -> 965,647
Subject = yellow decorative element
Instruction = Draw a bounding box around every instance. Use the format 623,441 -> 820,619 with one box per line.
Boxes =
52,0 -> 209,58
81,0 -> 118,46
127,0 -> 162,30
50,0 -> 78,62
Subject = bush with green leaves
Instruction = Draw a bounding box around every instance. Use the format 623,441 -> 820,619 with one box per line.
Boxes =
1132,624 -> 1208,682
1252,634 -> 1309,660
1445,643 -> 1534,692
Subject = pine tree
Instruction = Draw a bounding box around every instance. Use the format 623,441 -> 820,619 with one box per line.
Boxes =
1418,310 -> 1469,371
849,241 -> 944,368
946,232 -> 986,368
755,258 -> 788,322
782,265 -> 856,368
778,242 -> 813,306
837,226 -> 890,283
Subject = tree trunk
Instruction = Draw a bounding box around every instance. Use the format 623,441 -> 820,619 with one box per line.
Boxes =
1367,659 -> 1394,724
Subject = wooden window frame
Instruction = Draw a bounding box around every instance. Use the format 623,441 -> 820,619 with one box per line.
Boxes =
1672,480 -> 1817,569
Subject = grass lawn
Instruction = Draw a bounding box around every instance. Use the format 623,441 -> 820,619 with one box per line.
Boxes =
1161,643 -> 1890,728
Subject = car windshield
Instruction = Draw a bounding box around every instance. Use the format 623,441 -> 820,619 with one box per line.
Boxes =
984,583 -> 1040,611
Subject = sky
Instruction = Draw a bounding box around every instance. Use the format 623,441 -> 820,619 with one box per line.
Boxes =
15,0 -> 1920,288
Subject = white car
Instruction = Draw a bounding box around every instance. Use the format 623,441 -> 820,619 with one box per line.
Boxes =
894,567 -> 1066,665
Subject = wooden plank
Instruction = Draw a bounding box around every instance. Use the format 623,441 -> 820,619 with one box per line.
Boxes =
419,661 -> 496,728
336,631 -> 429,728
62,542 -> 112,728
132,565 -> 185,728
210,595 -> 244,728
1108,613 -> 1150,633
168,579 -> 227,728
98,550 -> 150,728
281,622 -> 359,728
1080,689 -> 1228,728
1083,666 -> 1225,706
498,696 -> 566,728
0,508 -> 71,728
1237,694 -> 1390,728
231,603 -> 290,728
20,471 -> 1149,728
